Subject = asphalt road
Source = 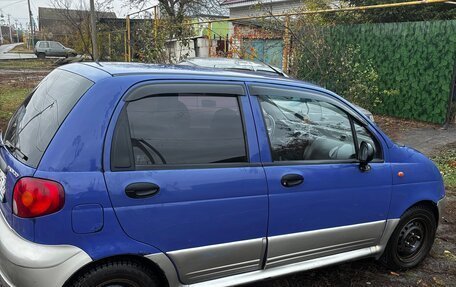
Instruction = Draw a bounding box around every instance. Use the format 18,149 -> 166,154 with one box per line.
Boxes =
0,43 -> 36,60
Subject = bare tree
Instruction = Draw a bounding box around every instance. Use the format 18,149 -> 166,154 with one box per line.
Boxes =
50,0 -> 113,59
128,0 -> 227,22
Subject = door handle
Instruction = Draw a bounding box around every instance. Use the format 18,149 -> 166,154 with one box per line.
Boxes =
125,182 -> 160,198
281,174 -> 304,187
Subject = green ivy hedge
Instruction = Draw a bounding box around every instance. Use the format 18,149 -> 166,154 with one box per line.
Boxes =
296,20 -> 456,123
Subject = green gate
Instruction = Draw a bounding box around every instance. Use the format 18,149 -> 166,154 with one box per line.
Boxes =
242,39 -> 283,68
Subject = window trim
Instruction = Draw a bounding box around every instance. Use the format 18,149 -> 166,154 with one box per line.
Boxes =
111,90 -> 251,172
351,118 -> 384,161
350,117 -> 360,158
125,82 -> 246,102
251,84 -> 384,165
262,158 -> 384,167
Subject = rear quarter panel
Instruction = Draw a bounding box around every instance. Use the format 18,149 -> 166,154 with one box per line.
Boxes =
32,76 -> 164,259
32,170 -> 162,260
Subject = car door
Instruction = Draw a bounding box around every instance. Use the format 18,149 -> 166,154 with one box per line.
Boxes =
49,42 -> 62,56
40,41 -> 50,55
103,81 -> 268,284
247,83 -> 392,268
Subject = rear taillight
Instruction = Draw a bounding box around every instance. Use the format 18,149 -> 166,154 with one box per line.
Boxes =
13,177 -> 64,218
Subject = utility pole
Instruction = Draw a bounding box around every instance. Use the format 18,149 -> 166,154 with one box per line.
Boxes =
0,10 -> 4,45
27,0 -> 34,48
15,20 -> 19,43
126,15 -> 131,61
90,0 -> 99,61
7,14 -> 12,43
0,21 -> 3,45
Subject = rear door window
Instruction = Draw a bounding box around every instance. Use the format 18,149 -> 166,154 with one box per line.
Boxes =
111,83 -> 248,170
3,69 -> 93,167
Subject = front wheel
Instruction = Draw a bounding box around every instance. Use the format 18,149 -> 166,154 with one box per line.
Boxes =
70,260 -> 161,287
37,53 -> 45,59
380,206 -> 437,270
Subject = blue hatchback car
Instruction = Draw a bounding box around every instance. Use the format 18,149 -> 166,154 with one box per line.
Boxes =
0,63 -> 446,287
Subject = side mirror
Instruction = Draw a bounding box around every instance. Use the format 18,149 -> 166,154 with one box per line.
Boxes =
359,141 -> 374,172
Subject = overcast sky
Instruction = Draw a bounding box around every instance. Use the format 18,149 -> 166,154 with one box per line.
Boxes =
0,0 -> 158,28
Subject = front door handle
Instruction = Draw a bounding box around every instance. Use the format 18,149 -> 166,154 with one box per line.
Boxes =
281,174 -> 304,187
125,182 -> 160,198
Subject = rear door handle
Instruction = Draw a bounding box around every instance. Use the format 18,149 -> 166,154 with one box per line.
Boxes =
281,174 -> 304,187
125,182 -> 160,198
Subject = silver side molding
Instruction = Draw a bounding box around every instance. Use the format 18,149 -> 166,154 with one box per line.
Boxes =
145,253 -> 182,287
188,247 -> 378,287
167,238 -> 265,284
374,218 -> 400,259
145,219 -> 401,287
267,220 -> 386,268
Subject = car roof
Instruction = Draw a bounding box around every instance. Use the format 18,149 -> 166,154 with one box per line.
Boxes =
60,62 -> 318,87
179,57 -> 282,72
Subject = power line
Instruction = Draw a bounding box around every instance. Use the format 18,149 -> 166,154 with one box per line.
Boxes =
0,0 -> 25,10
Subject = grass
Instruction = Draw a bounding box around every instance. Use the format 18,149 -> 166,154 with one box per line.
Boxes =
0,59 -> 54,70
432,143 -> 456,189
0,86 -> 30,131
9,44 -> 33,54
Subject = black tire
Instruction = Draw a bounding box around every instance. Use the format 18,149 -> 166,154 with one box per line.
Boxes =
380,206 -> 437,271
70,53 -> 77,57
37,53 -> 45,59
70,260 -> 161,287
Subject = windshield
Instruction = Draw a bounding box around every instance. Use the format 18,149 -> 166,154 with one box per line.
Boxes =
3,69 -> 93,167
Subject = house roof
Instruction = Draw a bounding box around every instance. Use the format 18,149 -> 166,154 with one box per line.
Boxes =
221,0 -> 256,6
38,7 -> 116,21
221,0 -> 291,7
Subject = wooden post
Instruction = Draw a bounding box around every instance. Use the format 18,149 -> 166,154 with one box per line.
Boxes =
282,15 -> 290,72
225,34 -> 228,55
108,33 -> 112,59
90,0 -> 99,61
154,6 -> 158,41
124,30 -> 128,62
126,15 -> 131,62
207,22 -> 212,57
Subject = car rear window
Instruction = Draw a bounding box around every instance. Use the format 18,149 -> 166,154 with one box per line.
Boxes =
3,69 -> 93,168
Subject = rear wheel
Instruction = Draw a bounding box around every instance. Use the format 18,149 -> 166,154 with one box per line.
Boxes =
70,260 -> 161,287
380,206 -> 437,270
37,53 -> 45,59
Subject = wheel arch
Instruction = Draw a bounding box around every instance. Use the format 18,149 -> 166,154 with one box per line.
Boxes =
406,200 -> 440,224
63,254 -> 170,287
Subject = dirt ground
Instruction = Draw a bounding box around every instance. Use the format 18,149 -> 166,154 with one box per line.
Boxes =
0,65 -> 455,287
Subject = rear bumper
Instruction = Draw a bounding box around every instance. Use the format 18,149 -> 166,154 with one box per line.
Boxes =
0,211 -> 92,287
